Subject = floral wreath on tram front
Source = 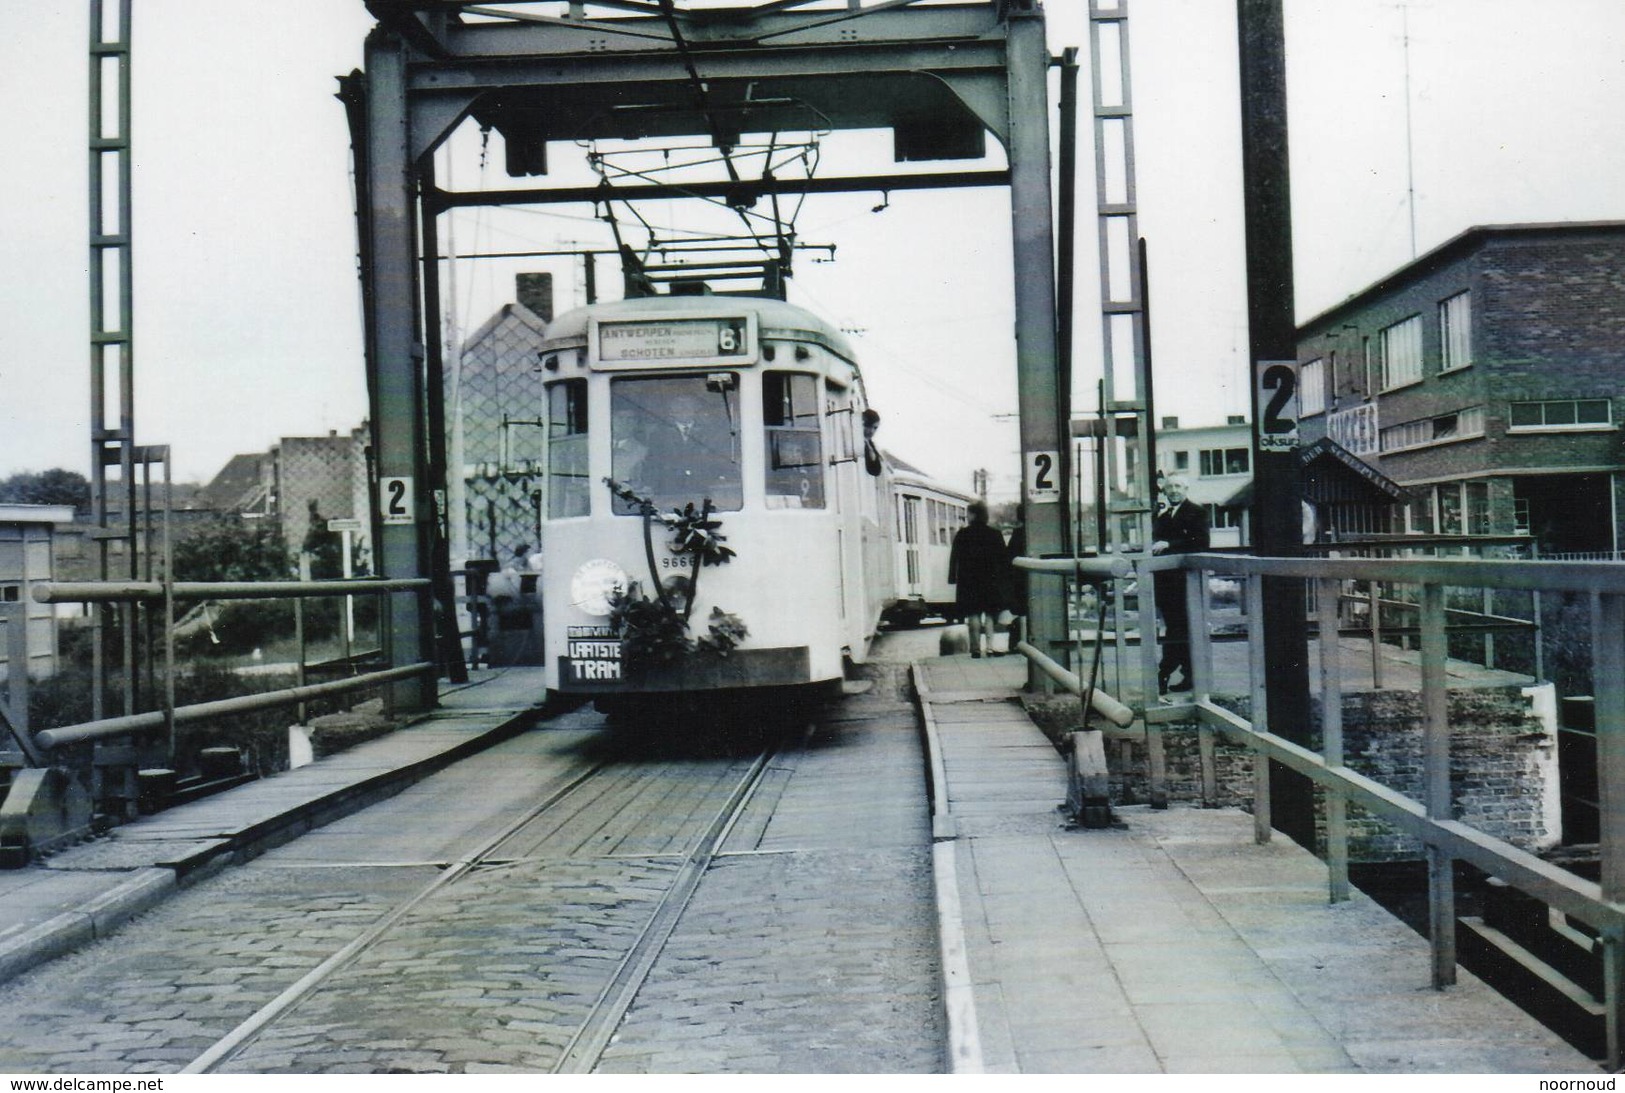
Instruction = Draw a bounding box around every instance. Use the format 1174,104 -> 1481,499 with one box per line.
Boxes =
602,479 -> 749,672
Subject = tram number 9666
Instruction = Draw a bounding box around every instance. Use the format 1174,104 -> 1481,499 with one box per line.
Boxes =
660,555 -> 693,569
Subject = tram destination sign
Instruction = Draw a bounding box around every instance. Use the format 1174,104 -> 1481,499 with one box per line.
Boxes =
565,624 -> 622,682
591,314 -> 757,369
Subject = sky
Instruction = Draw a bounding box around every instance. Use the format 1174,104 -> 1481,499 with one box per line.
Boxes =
1,0 -> 1621,503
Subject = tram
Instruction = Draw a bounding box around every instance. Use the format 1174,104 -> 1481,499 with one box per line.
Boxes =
883,461 -> 976,628
536,294 -> 896,701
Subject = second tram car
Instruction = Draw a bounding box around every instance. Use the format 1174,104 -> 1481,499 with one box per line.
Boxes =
536,294 -> 896,701
883,461 -> 976,628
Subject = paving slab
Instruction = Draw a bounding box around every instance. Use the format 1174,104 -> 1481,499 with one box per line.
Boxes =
915,653 -> 1600,1075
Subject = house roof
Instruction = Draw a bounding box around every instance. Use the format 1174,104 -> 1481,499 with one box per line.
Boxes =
1300,437 -> 1407,501
1298,220 -> 1625,333
196,453 -> 272,513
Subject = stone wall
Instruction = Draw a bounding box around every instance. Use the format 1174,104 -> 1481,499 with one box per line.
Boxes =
1040,683 -> 1560,863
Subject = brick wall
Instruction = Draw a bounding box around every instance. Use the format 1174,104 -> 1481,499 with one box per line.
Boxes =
1106,685 -> 1558,863
1297,224 -> 1625,550
454,304 -> 549,562
276,434 -> 357,557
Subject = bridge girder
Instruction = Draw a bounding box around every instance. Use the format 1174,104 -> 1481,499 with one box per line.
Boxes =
351,0 -> 1065,706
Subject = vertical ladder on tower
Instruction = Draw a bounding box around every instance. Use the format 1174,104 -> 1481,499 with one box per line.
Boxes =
1087,1 -> 1159,701
88,0 -> 143,815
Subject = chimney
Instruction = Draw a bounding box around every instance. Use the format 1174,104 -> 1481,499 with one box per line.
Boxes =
516,273 -> 553,321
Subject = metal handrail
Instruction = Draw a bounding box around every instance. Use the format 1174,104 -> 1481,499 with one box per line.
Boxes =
1008,553 -> 1136,727
1153,550 -> 1625,1067
35,663 -> 433,750
1011,554 -> 1134,582
33,578 -> 430,604
26,577 -> 435,757
1162,551 -> 1625,594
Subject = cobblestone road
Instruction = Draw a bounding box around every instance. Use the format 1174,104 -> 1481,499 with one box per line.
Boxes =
0,640 -> 945,1074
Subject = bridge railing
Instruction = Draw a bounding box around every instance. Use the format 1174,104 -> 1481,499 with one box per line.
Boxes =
1148,550 -> 1625,1067
21,578 -> 432,754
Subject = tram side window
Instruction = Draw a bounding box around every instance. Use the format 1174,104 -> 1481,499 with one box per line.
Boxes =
546,379 -> 590,518
610,374 -> 743,513
762,372 -> 825,509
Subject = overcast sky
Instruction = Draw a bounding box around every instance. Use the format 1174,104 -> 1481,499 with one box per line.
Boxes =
2,0 -> 1621,501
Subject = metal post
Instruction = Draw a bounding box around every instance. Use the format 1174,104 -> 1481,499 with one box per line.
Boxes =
1055,46 -> 1079,555
1420,582 -> 1457,987
1370,578 -> 1384,689
1248,573 -> 1271,844
1593,593 -> 1625,904
1317,577 -> 1349,902
341,530 -> 355,663
295,554 -> 310,726
1144,561 -> 1169,809
362,29 -> 437,714
162,450 -> 175,764
1006,6 -> 1065,685
1189,566 -> 1217,805
1237,0 -> 1315,848
416,156 -> 468,686
1604,929 -> 1625,1071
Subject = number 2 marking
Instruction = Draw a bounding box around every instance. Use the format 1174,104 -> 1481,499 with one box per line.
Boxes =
386,479 -> 407,516
1033,453 -> 1054,490
1262,365 -> 1297,434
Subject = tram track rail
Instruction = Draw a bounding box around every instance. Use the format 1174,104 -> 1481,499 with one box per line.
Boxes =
181,725 -> 794,1075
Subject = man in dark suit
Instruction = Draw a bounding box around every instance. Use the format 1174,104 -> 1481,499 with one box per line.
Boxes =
1151,473 -> 1209,692
643,392 -> 738,505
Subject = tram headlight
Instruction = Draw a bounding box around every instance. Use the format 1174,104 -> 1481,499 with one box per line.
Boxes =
569,558 -> 629,617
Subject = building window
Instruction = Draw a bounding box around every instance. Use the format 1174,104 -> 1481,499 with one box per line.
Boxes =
1301,357 -> 1326,417
1205,504 -> 1245,529
1466,481 -> 1490,536
1379,315 -> 1423,390
1198,448 -> 1250,477
1380,406 -> 1484,453
1404,493 -> 1434,535
0,585 -> 18,603
1438,485 -> 1463,534
1173,451 -> 1189,472
1439,291 -> 1472,372
1508,399 -> 1613,431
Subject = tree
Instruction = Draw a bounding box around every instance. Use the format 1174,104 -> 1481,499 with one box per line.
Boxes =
172,516 -> 290,583
0,469 -> 91,513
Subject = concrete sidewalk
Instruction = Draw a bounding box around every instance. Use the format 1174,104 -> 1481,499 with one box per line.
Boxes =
0,667 -> 551,983
915,654 -> 1598,1074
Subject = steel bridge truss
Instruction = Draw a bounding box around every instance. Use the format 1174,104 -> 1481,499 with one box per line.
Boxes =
349,0 -> 1070,705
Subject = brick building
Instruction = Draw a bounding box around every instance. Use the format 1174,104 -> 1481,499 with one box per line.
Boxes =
1296,221 -> 1625,555
450,299 -> 551,565
275,429 -> 369,558
198,426 -> 370,566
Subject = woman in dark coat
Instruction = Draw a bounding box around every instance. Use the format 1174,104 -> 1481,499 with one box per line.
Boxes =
948,500 -> 1009,658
